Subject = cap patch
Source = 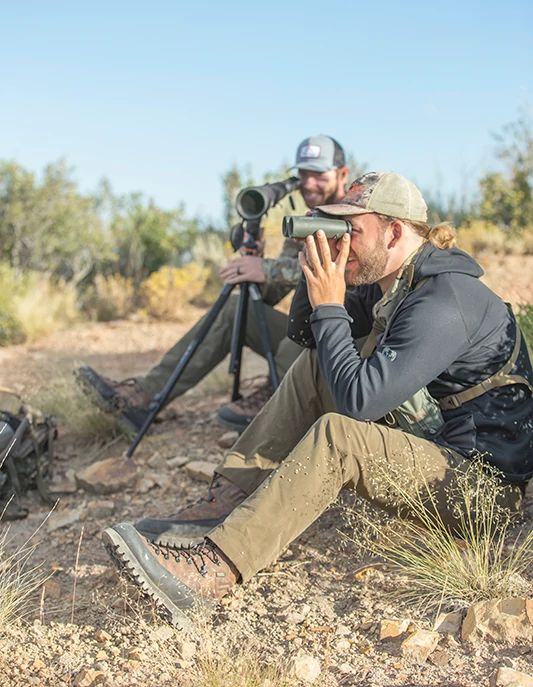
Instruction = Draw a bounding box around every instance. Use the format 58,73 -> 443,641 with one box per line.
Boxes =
299,144 -> 321,159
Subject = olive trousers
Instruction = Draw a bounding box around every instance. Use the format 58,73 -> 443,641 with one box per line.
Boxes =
137,294 -> 301,402
210,348 -> 522,581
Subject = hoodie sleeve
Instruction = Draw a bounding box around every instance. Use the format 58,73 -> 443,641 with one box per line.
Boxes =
310,274 -> 471,420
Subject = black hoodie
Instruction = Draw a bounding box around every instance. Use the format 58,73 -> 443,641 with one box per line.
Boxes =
288,243 -> 533,484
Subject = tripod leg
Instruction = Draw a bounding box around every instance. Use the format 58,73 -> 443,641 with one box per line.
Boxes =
248,283 -> 280,389
127,283 -> 236,458
229,283 -> 249,402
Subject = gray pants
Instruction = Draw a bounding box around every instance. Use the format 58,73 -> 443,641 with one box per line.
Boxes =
210,349 -> 523,581
136,295 -> 301,402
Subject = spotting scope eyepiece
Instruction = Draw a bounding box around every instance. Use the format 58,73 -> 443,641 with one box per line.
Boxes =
282,215 -> 352,239
236,176 -> 300,221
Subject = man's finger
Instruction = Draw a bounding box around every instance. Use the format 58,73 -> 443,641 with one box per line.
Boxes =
336,233 -> 351,271
315,231 -> 332,268
304,235 -> 323,273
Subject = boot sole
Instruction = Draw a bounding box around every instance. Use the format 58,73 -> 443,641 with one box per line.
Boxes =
102,523 -> 213,629
75,370 -> 143,437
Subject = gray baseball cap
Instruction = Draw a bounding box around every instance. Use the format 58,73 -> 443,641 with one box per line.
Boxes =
294,135 -> 346,173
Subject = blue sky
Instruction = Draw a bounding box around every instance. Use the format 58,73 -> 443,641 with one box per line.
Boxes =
0,0 -> 531,224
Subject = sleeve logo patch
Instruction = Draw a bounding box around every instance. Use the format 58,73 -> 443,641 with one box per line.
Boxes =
381,346 -> 397,361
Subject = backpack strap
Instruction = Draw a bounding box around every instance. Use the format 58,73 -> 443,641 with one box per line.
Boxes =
439,325 -> 533,411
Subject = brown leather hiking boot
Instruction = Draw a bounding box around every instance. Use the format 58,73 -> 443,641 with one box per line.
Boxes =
75,366 -> 151,435
217,380 -> 274,432
102,523 -> 239,627
134,474 -> 248,541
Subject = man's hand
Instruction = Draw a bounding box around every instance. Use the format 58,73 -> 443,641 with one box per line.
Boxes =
219,256 -> 266,284
298,231 -> 349,308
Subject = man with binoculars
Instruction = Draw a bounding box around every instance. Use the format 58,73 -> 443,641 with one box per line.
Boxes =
103,171 -> 532,628
77,135 -> 349,435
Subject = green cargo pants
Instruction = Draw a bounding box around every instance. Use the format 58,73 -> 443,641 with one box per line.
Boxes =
210,348 -> 523,581
136,295 -> 302,402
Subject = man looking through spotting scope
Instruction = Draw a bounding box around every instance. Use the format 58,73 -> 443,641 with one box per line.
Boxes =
102,171 -> 532,627
76,135 -> 349,434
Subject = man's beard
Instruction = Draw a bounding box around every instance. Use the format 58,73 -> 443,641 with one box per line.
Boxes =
346,234 -> 388,286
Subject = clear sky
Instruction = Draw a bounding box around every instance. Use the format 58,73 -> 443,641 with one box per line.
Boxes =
0,0 -> 531,224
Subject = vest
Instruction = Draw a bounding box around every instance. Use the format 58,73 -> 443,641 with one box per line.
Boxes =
358,255 -> 532,440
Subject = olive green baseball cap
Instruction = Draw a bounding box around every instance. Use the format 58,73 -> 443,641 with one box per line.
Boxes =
317,171 -> 428,222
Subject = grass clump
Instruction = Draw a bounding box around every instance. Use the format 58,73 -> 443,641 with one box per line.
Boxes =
345,460 -> 532,610
0,521 -> 49,630
30,372 -> 118,443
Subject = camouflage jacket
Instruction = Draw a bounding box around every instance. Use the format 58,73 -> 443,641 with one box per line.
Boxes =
261,238 -> 300,306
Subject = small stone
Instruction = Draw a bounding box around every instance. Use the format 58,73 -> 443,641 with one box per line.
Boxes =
166,455 -> 189,469
379,618 -> 410,640
30,657 -> 46,671
94,629 -> 112,643
185,460 -> 216,483
87,500 -> 115,519
124,659 -> 141,672
285,604 -> 311,625
462,598 -> 533,645
400,629 -> 440,664
288,654 -> 321,684
335,623 -> 351,636
490,667 -> 533,687
434,611 -> 463,635
177,640 -> 196,660
359,620 -> 375,631
127,648 -> 144,661
73,668 -> 105,686
76,456 -> 138,494
428,650 -> 450,667
47,508 -> 83,532
338,662 -> 354,674
335,638 -> 351,652
218,431 -> 239,449
136,477 -> 156,494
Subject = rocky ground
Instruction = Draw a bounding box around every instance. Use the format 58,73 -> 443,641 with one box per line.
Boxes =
0,257 -> 532,687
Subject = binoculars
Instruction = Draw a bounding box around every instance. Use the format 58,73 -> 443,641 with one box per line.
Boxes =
282,215 -> 352,239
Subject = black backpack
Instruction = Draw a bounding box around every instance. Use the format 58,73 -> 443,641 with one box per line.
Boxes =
0,394 -> 57,520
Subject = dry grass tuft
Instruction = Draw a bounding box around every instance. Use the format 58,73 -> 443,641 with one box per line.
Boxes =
183,615 -> 294,687
0,519 -> 50,631
30,372 -> 118,442
344,460 -> 532,610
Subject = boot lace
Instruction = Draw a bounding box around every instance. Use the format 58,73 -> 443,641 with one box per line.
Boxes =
149,539 -> 220,576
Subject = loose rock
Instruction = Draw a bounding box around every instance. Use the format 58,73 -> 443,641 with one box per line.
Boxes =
47,508 -> 83,532
490,667 -> 533,687
185,460 -> 216,482
76,456 -> 138,494
73,668 -> 105,686
379,618 -> 410,640
462,598 -> 533,644
87,500 -> 115,518
288,654 -> 321,684
218,430 -> 239,449
400,629 -> 440,664
434,611 -> 463,635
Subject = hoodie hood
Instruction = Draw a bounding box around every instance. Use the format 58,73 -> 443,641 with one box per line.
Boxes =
414,243 -> 484,282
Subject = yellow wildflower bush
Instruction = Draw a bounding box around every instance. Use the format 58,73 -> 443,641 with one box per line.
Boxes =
140,263 -> 209,320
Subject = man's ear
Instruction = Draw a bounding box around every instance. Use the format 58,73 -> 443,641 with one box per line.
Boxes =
338,166 -> 350,188
387,220 -> 403,248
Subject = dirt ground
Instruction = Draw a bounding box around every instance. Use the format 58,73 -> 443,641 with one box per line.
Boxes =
0,257 -> 532,686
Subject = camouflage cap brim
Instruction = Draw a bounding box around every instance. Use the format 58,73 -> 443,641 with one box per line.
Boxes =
315,203 -> 371,216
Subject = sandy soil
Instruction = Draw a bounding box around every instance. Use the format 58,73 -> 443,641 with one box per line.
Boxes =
0,258 -> 532,686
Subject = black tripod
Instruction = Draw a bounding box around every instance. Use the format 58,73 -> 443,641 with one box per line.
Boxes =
126,175 -> 300,458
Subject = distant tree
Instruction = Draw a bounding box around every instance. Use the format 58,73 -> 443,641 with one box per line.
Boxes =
478,113 -> 533,231
0,160 -> 111,282
105,191 -> 201,287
